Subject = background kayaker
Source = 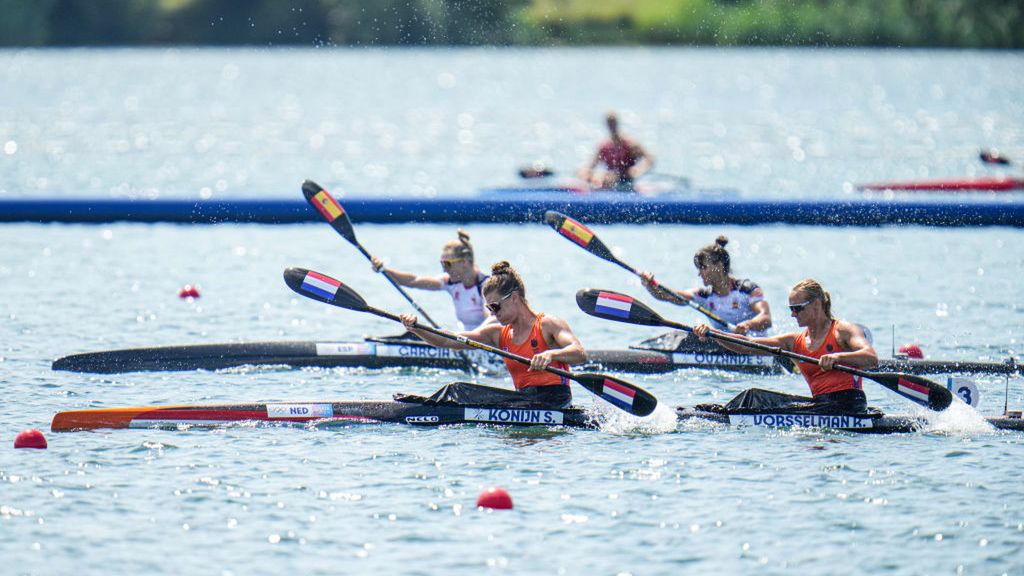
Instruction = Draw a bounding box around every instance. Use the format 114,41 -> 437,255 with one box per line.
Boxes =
371,229 -> 492,330
693,278 -> 878,414
577,111 -> 653,190
397,260 -> 587,409
640,235 -> 773,336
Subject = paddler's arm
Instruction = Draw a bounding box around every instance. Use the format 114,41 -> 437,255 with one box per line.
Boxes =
371,256 -> 444,290
532,314 -> 587,371
628,143 -> 653,180
639,271 -> 696,303
820,321 -> 878,371
399,313 -> 500,350
692,323 -> 795,355
577,149 -> 602,182
735,300 -> 772,335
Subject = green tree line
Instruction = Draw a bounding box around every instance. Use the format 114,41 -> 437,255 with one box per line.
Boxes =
1,0 -> 1020,48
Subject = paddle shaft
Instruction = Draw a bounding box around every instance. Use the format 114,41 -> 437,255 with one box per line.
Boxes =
364,304 -> 577,381
662,317 -> 890,381
304,180 -> 445,329
350,238 -> 446,329
625,267 -> 732,327
547,211 -> 732,328
284,267 -> 657,416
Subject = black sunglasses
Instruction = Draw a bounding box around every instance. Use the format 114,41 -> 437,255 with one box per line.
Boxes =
789,299 -> 814,313
485,290 -> 516,314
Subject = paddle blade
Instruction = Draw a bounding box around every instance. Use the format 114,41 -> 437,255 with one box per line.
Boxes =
283,267 -> 369,312
544,211 -> 623,266
867,372 -> 952,411
572,372 -> 658,417
576,289 -> 674,329
302,180 -> 358,245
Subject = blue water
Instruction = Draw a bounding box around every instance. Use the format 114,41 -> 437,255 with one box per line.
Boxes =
2,48 -> 1024,575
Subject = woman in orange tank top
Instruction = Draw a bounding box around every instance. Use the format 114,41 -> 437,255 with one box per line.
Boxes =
693,279 -> 878,414
399,260 -> 587,409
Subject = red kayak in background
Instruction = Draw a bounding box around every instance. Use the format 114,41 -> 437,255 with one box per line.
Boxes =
858,176 -> 1024,192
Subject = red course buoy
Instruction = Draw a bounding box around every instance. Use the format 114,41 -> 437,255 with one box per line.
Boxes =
898,344 -> 925,359
477,487 -> 514,510
178,284 -> 201,299
14,429 -> 47,449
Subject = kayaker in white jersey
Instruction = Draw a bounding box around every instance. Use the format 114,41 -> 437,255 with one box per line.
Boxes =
640,235 -> 773,336
371,229 -> 493,330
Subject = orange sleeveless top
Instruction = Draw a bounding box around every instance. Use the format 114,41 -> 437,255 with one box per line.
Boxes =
792,320 -> 861,396
499,313 -> 570,389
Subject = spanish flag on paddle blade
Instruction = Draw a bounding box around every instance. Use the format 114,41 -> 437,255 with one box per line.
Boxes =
311,190 -> 345,222
558,216 -> 594,247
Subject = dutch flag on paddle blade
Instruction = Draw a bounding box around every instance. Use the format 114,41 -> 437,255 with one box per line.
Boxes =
897,377 -> 930,404
602,378 -> 636,409
595,291 -> 632,319
301,271 -> 341,300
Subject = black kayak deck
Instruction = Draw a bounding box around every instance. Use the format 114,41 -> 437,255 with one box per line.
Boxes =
52,338 -> 1019,376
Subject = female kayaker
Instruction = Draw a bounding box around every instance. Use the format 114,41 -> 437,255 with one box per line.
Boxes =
693,278 -> 878,414
371,229 -> 491,330
397,260 -> 587,409
640,235 -> 773,336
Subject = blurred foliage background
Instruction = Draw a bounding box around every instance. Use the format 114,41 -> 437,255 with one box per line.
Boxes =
1,0 -> 1020,48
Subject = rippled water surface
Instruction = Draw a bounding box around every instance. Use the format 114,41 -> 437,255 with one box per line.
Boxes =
2,48 -> 1024,575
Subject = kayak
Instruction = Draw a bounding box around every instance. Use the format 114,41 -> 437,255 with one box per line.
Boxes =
51,336 -> 1020,376
51,334 -> 789,375
858,176 -> 1024,192
50,399 -> 1024,434
479,175 -> 739,198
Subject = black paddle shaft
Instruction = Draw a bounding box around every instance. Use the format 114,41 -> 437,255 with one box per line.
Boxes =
544,210 -> 732,328
282,267 -> 659,417
576,288 -> 952,411
302,179 -> 443,329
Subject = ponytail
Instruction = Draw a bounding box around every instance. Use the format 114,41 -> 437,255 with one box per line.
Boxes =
482,260 -> 525,298
693,235 -> 731,274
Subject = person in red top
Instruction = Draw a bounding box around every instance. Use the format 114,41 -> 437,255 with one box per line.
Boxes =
693,278 -> 878,414
578,112 -> 653,190
399,260 -> 586,409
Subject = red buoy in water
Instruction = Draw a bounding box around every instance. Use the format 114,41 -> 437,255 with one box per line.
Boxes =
898,344 -> 924,359
477,487 -> 513,510
14,429 -> 47,449
178,284 -> 201,299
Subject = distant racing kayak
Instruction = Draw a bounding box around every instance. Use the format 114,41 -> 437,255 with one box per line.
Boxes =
481,173 -> 739,198
858,176 -> 1024,192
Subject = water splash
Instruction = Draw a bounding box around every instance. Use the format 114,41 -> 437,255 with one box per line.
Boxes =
913,400 -> 995,435
594,402 -> 678,435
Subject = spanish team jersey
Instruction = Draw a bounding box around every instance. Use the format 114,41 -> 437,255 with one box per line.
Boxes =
499,313 -> 570,390
690,278 -> 767,336
442,272 -> 488,330
792,320 -> 862,397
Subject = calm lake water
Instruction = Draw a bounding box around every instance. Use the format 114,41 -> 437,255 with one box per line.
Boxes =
2,48 -> 1023,575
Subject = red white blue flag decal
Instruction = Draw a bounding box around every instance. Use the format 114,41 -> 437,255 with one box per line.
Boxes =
602,378 -> 636,409
301,271 -> 341,300
897,377 -> 930,404
595,291 -> 632,319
